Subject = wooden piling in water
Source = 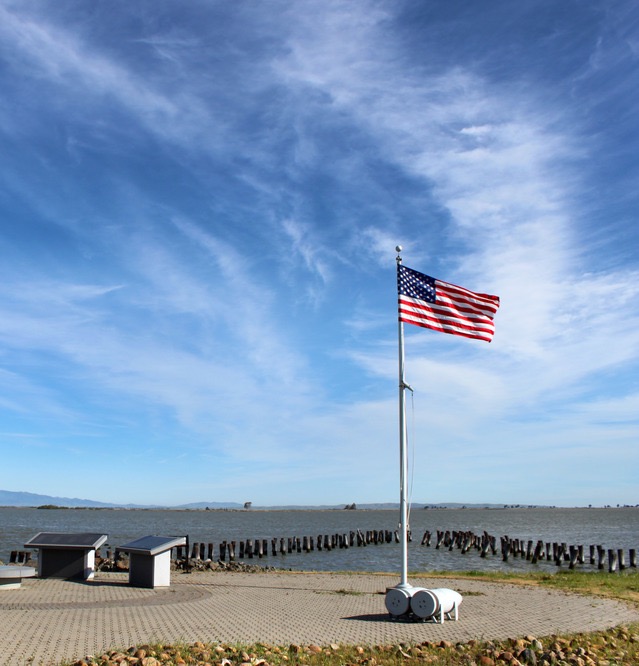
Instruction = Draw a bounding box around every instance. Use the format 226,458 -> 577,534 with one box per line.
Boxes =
501,537 -> 510,562
569,545 -> 578,569
608,548 -> 617,573
618,548 -> 625,570
531,540 -> 543,564
479,533 -> 492,558
526,540 -> 534,560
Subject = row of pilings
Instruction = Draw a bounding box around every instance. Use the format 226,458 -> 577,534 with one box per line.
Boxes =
171,528 -> 403,563
138,528 -> 636,574
424,529 -> 638,572
9,527 -> 637,573
7,528 -> 399,568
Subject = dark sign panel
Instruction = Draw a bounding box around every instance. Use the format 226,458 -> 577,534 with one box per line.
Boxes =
119,535 -> 186,556
25,532 -> 108,550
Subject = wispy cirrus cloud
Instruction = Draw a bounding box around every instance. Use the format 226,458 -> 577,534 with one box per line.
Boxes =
274,0 -> 638,354
256,1 -> 639,507
0,3 -> 237,154
0,0 -> 636,505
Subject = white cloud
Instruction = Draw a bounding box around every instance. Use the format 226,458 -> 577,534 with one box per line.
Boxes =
280,217 -> 332,288
0,0 -> 636,505
0,4 -> 222,151
275,0 -> 638,368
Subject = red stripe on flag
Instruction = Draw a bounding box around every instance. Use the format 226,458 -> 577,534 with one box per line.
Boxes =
397,269 -> 500,343
399,297 -> 496,342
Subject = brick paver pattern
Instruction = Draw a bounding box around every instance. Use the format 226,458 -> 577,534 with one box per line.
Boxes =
1,571 -> 637,666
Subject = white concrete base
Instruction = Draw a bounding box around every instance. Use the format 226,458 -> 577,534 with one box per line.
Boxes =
152,550 -> 171,587
129,550 -> 172,588
0,566 -> 36,590
84,549 -> 96,580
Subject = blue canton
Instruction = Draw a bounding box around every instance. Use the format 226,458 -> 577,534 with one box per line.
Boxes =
398,265 -> 436,303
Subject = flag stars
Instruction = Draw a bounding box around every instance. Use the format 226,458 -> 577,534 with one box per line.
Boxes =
398,265 -> 437,303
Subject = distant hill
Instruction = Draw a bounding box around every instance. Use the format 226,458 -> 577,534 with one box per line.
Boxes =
0,489 -> 246,509
171,501 -> 246,510
0,489 -> 115,508
0,489 -> 529,510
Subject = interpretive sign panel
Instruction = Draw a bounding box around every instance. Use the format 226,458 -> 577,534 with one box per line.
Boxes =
25,533 -> 108,550
119,535 -> 186,556
24,532 -> 108,580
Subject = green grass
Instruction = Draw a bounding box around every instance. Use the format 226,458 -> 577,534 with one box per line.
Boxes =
416,567 -> 639,605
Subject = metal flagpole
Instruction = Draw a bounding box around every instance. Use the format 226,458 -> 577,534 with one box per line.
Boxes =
385,246 -> 469,622
396,245 -> 410,589
385,246 -> 417,617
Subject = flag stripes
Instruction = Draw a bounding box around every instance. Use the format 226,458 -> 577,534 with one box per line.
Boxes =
398,265 -> 500,343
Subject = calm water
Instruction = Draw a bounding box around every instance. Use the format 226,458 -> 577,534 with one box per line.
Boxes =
1,506 -> 637,574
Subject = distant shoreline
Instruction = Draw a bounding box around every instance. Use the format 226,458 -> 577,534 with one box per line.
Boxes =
1,504 -> 637,511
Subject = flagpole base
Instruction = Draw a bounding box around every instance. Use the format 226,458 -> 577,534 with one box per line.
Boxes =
384,583 -> 420,617
385,585 -> 464,623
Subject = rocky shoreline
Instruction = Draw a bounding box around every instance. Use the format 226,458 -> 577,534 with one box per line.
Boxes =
0,555 -> 285,575
67,625 -> 639,666
96,554 -> 284,574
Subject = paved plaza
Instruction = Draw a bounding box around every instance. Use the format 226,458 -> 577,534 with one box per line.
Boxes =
1,570 -> 638,665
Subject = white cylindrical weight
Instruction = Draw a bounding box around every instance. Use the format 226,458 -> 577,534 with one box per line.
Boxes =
410,588 -> 439,619
429,588 -> 463,613
384,587 -> 411,616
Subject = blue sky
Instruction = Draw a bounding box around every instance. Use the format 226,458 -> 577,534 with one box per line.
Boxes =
0,0 -> 637,507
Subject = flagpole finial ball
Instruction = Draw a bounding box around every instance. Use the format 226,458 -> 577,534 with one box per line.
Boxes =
396,245 -> 402,253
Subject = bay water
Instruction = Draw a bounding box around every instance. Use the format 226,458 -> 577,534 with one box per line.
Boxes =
1,506 -> 637,575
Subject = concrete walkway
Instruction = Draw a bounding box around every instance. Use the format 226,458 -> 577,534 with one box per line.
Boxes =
1,571 -> 638,665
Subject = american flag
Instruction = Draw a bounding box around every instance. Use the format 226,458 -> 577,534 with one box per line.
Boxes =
398,264 -> 500,342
